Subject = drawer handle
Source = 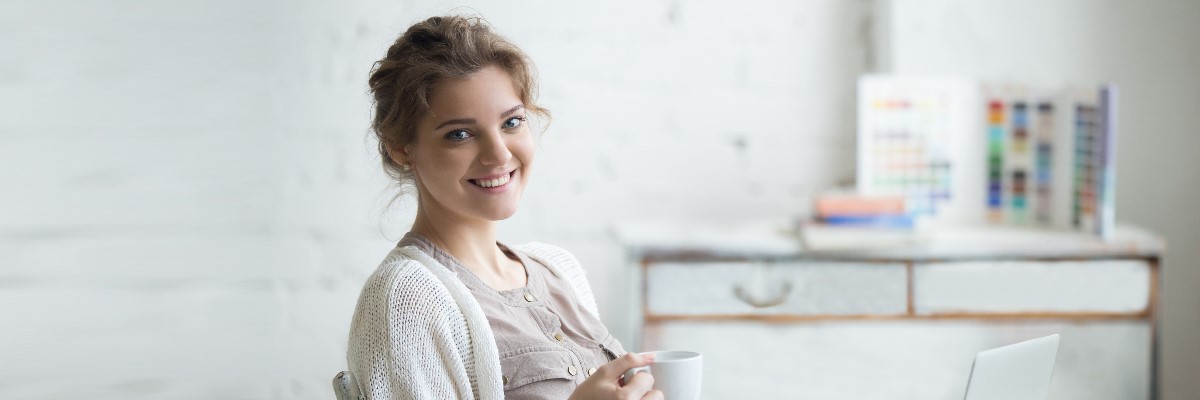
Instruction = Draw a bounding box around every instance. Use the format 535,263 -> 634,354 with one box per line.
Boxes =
733,281 -> 793,308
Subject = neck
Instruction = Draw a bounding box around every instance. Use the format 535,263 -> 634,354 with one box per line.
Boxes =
409,199 -> 511,278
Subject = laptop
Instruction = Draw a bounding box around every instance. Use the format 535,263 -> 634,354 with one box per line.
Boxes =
962,334 -> 1060,400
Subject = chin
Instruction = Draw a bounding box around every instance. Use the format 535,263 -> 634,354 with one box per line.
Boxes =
477,203 -> 521,221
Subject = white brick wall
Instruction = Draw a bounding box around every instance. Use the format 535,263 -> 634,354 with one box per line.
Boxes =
1,1 -> 866,398
9,1 -> 1195,399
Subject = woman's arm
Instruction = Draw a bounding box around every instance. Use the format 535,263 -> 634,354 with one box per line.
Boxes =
348,262 -> 479,399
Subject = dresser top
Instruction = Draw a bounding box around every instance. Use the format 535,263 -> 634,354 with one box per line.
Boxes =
615,219 -> 1165,262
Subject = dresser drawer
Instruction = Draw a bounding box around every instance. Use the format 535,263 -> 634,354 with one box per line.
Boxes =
645,262 -> 908,316
913,260 -> 1152,314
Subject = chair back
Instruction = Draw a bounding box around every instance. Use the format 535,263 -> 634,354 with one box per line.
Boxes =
332,370 -> 362,400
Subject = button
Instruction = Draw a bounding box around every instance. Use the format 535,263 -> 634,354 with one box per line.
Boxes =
588,367 -> 597,376
567,366 -> 578,375
553,333 -> 565,341
503,376 -> 509,385
523,292 -> 535,302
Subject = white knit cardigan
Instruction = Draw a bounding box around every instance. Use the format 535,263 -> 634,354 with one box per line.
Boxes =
346,242 -> 601,400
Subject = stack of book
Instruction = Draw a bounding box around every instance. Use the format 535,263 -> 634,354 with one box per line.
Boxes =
800,193 -> 926,251
814,193 -> 914,229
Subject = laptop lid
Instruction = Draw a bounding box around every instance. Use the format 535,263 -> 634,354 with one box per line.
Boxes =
963,334 -> 1060,400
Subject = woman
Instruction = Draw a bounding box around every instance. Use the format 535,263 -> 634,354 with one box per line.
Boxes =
347,15 -> 662,400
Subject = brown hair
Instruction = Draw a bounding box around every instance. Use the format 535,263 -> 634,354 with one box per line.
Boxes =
368,14 -> 550,195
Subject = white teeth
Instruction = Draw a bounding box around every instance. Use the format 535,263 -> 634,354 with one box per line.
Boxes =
474,172 -> 511,188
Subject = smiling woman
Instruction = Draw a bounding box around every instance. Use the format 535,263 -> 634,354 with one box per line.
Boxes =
346,15 -> 664,400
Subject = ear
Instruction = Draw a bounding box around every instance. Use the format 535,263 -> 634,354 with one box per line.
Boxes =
385,142 -> 412,167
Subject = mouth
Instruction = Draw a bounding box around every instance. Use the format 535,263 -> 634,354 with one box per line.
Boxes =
468,169 -> 516,189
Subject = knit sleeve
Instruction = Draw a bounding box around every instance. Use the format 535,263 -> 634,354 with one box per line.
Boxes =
347,260 -> 477,400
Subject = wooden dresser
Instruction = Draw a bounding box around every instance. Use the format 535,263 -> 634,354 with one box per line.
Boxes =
619,221 -> 1164,399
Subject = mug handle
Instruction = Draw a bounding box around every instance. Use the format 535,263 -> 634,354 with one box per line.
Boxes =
622,365 -> 651,385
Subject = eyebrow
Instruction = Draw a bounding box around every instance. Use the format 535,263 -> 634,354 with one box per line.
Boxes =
434,104 -> 525,130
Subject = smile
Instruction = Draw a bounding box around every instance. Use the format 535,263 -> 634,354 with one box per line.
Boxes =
469,170 -> 515,188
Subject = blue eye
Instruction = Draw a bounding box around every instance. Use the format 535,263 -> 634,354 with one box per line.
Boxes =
503,117 -> 525,129
445,129 -> 471,141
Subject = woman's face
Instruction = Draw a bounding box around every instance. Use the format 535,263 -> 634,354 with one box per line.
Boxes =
401,65 -> 536,223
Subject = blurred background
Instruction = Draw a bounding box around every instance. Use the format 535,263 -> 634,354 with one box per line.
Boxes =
1,0 -> 1196,399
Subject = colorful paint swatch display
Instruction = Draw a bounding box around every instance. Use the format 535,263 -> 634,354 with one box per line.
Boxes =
983,91 -> 1055,227
856,76 -> 977,226
1034,102 -> 1055,225
855,76 -> 1118,237
987,84 -> 1116,236
985,101 -> 1005,222
1071,85 -> 1117,238
1009,101 -> 1031,225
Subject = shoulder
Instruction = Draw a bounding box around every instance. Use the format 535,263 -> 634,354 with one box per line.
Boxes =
350,250 -> 471,352
356,250 -> 461,319
514,242 -> 602,318
513,242 -> 583,273
366,252 -> 439,294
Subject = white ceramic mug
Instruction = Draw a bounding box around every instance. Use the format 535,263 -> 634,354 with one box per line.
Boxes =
623,350 -> 703,400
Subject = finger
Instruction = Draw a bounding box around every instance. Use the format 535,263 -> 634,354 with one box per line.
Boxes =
596,352 -> 655,379
621,370 -> 655,396
640,389 -> 665,400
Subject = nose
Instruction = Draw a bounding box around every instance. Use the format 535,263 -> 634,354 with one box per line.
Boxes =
478,129 -> 512,166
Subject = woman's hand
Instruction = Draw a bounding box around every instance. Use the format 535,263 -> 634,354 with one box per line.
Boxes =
567,352 -> 663,400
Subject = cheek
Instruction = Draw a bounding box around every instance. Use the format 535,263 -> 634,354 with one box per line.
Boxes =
512,133 -> 537,165
413,148 -> 467,185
